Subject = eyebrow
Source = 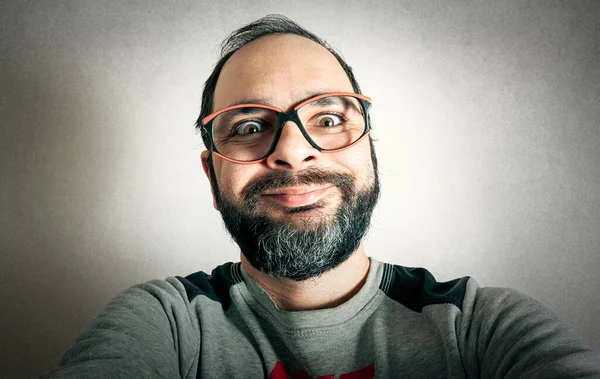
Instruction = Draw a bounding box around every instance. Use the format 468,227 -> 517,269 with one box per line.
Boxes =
303,95 -> 361,113
306,96 -> 343,107
226,98 -> 275,108
225,91 -> 340,109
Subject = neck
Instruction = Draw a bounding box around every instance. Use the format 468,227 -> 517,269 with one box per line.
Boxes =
240,246 -> 370,311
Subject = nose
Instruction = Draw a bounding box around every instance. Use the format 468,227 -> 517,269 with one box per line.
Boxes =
265,121 -> 320,170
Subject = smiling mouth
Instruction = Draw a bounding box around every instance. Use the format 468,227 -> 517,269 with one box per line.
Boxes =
261,185 -> 334,208
286,203 -> 324,213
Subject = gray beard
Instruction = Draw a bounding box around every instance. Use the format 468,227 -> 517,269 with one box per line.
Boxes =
214,167 -> 380,281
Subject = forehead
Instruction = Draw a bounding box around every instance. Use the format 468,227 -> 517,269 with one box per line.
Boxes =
213,34 -> 354,111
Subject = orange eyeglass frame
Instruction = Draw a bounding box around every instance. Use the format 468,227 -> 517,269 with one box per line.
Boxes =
201,92 -> 373,165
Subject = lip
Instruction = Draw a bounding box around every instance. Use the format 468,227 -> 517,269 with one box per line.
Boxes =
261,185 -> 333,207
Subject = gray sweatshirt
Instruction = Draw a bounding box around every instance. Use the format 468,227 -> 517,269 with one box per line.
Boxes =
42,259 -> 600,378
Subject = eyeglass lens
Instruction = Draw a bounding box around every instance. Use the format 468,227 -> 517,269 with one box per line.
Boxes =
211,95 -> 366,162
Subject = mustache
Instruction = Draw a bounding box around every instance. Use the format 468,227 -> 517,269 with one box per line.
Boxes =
242,168 -> 354,204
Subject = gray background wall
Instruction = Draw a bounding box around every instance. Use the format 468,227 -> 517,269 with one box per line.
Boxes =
1,1 -> 599,377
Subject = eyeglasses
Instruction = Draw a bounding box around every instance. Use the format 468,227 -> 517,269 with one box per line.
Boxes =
201,92 -> 372,164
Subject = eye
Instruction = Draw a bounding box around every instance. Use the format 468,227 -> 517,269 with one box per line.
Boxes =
234,121 -> 264,136
316,114 -> 343,127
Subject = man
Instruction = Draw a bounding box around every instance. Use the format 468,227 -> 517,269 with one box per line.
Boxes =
44,15 -> 599,378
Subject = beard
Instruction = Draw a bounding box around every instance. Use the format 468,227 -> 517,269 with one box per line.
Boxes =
209,153 -> 380,281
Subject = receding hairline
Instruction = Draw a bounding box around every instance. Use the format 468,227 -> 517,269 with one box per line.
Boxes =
213,33 -> 355,110
218,32 -> 347,78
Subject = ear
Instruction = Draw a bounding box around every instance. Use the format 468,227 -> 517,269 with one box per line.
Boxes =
201,150 -> 219,210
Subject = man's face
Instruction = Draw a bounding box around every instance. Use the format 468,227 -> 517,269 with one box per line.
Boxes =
202,34 -> 379,280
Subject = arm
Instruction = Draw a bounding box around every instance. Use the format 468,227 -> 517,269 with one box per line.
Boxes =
42,278 -> 200,379
460,284 -> 600,378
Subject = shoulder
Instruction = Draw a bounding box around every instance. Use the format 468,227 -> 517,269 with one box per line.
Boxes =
460,278 -> 561,322
456,281 -> 599,377
377,261 -> 471,312
174,261 -> 242,310
376,261 -> 544,316
100,262 -> 241,314
460,280 -> 570,338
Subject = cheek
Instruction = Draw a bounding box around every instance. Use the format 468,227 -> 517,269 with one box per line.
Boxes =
214,161 -> 261,198
335,140 -> 375,182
